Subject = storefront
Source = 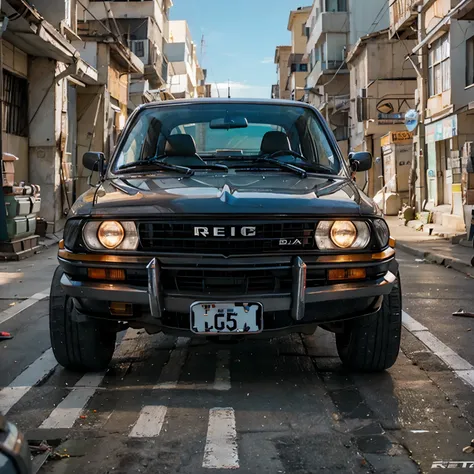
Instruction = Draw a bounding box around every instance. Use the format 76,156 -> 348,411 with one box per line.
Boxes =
381,131 -> 413,205
425,114 -> 458,209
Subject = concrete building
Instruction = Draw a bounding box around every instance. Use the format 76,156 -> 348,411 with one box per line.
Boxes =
272,45 -> 292,99
166,20 -> 203,99
80,0 -> 172,108
346,29 -> 417,199
390,0 -> 474,231
287,7 -> 311,101
74,6 -> 143,200
0,0 -> 99,230
303,0 -> 389,154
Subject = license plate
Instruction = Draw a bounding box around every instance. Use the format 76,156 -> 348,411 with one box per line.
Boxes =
190,302 -> 263,335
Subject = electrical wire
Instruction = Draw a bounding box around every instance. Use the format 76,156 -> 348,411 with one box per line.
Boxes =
76,0 -> 122,44
322,59 -> 347,87
368,2 -> 390,35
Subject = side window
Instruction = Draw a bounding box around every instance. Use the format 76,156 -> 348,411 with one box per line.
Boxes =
308,116 -> 335,167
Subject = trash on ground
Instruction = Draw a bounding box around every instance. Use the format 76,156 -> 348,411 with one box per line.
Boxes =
452,309 -> 474,318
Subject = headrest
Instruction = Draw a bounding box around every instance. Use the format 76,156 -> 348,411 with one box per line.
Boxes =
165,134 -> 197,156
260,131 -> 291,155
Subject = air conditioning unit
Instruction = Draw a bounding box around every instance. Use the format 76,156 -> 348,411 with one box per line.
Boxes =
131,40 -> 149,65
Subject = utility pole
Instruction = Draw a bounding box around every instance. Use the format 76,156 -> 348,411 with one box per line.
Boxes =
200,34 -> 205,66
228,79 -> 231,99
0,1 -> 7,242
415,5 -> 427,212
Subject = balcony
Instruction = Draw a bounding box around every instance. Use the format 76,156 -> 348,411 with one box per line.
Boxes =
306,59 -> 347,88
88,1 -> 162,23
306,11 -> 349,50
389,0 -> 423,39
129,38 -> 165,88
165,42 -> 187,74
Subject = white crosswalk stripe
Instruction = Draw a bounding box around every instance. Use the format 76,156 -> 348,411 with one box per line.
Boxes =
129,405 -> 167,438
0,289 -> 50,326
40,373 -> 105,429
39,329 -> 141,429
0,348 -> 57,415
203,408 -> 239,469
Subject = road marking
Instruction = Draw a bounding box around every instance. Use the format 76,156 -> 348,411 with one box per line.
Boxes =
213,350 -> 231,391
154,338 -> 190,389
40,329 -> 140,429
0,289 -> 50,326
129,405 -> 167,438
0,348 -> 57,415
403,311 -> 474,389
40,373 -> 105,429
203,408 -> 239,470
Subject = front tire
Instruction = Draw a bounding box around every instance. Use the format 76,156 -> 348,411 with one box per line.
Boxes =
336,276 -> 402,372
49,267 -> 117,372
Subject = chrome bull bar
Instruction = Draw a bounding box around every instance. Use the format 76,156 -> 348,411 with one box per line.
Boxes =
146,256 -> 309,322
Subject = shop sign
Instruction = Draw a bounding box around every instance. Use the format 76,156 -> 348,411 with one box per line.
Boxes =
380,131 -> 414,147
426,115 -> 458,144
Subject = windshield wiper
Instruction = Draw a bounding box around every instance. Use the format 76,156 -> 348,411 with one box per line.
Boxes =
190,163 -> 229,171
248,157 -> 307,178
260,150 -> 337,175
117,158 -> 195,176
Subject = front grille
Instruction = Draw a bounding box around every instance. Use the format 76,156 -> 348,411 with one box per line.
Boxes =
138,221 -> 316,255
162,266 -> 326,294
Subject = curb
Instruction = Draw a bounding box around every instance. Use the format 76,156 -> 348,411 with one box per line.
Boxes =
396,242 -> 474,278
38,237 -> 61,251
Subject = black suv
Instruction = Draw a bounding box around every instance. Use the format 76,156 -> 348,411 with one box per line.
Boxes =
51,99 -> 401,373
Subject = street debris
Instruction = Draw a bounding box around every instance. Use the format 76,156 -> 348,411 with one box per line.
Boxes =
0,331 -> 13,340
462,439 -> 474,454
452,309 -> 474,319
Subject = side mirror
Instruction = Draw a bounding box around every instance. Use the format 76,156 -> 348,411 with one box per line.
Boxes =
0,416 -> 32,474
83,152 -> 106,182
349,151 -> 372,172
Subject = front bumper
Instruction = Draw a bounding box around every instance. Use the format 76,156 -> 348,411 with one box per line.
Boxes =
59,249 -> 399,328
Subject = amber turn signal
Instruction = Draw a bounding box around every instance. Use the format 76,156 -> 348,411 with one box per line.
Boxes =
87,268 -> 126,281
328,268 -> 367,281
109,302 -> 133,317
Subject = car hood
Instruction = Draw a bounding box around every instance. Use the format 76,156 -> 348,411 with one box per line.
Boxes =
69,173 -> 379,218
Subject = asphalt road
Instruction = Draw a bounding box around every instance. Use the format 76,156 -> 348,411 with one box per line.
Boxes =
1,248 -> 474,473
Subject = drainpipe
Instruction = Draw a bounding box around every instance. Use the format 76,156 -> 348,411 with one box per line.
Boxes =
0,6 -> 8,241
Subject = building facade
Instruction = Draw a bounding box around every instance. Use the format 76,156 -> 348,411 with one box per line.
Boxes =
287,7 -> 312,101
390,0 -> 474,231
81,0 -> 172,108
347,30 -> 417,199
166,20 -> 203,99
272,46 -> 292,100
303,0 -> 389,154
1,0 -> 99,230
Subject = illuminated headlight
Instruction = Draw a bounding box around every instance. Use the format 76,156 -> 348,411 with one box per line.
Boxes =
83,221 -> 139,250
315,221 -> 371,250
372,219 -> 390,248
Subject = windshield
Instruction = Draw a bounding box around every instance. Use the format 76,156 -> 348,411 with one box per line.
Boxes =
112,102 -> 342,175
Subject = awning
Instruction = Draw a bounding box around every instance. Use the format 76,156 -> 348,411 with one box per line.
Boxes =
110,43 -> 144,75
2,0 -> 98,85
287,53 -> 307,66
2,0 -> 78,63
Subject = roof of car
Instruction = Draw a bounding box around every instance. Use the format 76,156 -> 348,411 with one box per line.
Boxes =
140,98 -> 315,110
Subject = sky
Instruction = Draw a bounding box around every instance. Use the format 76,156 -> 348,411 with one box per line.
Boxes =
170,0 -> 309,99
